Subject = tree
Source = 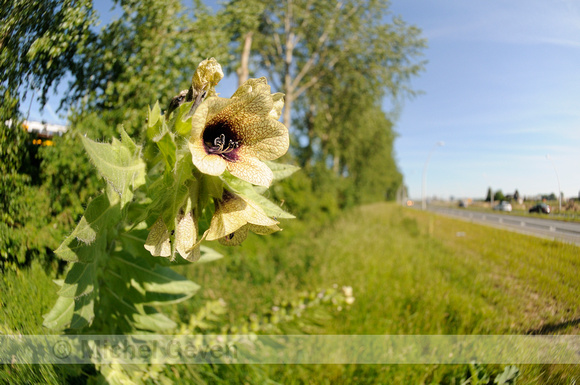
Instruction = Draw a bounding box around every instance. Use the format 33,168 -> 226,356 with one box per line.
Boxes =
253,0 -> 426,129
485,187 -> 493,202
494,190 -> 505,202
0,0 -> 95,117
219,0 -> 266,86
1,0 -> 233,269
1,0 -> 95,268
229,0 -> 425,205
66,0 -> 230,135
1,0 -> 95,270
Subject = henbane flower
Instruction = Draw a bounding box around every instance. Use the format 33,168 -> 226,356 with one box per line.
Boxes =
167,57 -> 224,117
144,210 -> 203,261
206,190 -> 280,246
188,77 -> 289,187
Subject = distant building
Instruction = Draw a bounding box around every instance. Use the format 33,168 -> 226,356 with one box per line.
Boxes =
5,119 -> 68,137
23,120 -> 68,137
5,119 -> 67,146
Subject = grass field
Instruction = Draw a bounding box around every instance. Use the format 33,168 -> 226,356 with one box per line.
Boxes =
2,202 -> 579,383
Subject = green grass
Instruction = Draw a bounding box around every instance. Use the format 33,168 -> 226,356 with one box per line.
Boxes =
181,202 -> 580,383
0,261 -> 90,385
2,203 -> 579,383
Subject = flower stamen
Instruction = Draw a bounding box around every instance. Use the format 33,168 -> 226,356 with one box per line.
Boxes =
205,133 -> 240,157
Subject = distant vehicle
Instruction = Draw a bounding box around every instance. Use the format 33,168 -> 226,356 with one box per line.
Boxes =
458,200 -> 468,208
493,201 -> 512,212
529,203 -> 550,214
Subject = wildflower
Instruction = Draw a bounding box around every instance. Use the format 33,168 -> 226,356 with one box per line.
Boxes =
188,77 -> 289,187
191,57 -> 224,98
144,210 -> 202,261
144,217 -> 171,257
174,210 -> 202,262
206,190 -> 280,246
342,286 -> 353,298
167,57 -> 224,117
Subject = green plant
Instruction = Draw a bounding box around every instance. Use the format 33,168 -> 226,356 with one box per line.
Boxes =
42,59 -> 297,382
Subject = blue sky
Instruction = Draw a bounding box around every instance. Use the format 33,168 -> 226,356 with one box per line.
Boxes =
388,0 -> 580,199
25,0 -> 580,200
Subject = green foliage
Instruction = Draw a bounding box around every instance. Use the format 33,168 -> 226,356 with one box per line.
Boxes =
237,0 -> 424,207
42,127 -> 196,333
66,0 -> 230,135
174,201 -> 580,383
0,0 -> 95,110
36,58 -> 302,385
459,363 -> 520,385
39,130 -> 102,217
494,189 -> 505,202
0,122 -> 63,270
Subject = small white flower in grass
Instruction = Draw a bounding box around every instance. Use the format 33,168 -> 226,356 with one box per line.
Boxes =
342,286 -> 353,298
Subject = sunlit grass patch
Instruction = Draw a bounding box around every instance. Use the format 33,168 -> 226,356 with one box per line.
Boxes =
182,202 -> 580,383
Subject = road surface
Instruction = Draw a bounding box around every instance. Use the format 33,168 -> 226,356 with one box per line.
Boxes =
427,206 -> 580,246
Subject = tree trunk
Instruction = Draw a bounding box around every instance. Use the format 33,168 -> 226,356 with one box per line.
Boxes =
283,0 -> 294,130
333,153 -> 340,175
236,32 -> 253,87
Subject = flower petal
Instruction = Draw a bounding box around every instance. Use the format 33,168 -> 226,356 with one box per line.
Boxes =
218,225 -> 249,246
144,217 -> 171,257
231,77 -> 269,99
190,99 -> 209,138
206,194 -> 248,241
189,138 -> 228,176
227,155 -> 274,187
237,119 -> 289,161
247,223 -> 281,235
240,197 -> 280,227
208,89 -> 273,130
192,58 -> 224,92
205,97 -> 235,119
269,93 -> 285,121
175,210 -> 201,262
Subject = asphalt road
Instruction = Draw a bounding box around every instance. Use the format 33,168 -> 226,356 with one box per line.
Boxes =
427,206 -> 580,246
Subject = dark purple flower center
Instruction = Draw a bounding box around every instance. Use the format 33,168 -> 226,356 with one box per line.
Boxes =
203,120 -> 241,161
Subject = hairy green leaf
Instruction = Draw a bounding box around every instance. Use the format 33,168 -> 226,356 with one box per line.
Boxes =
57,261 -> 97,298
63,193 -> 120,245
81,134 -> 146,207
174,101 -> 194,136
148,102 -> 162,130
264,161 -> 300,181
133,309 -> 177,332
44,281 -> 97,330
156,131 -> 177,170
140,292 -> 192,306
198,245 -> 224,264
495,366 -> 520,385
113,254 -> 200,296
69,292 -> 96,329
221,172 -> 295,219
55,228 -> 109,263
43,296 -> 74,330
